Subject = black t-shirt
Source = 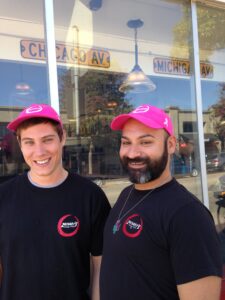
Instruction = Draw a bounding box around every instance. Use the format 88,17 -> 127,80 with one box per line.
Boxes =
100,178 -> 222,300
0,173 -> 111,300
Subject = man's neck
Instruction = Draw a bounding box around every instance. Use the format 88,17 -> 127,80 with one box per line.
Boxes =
134,172 -> 172,191
28,168 -> 68,188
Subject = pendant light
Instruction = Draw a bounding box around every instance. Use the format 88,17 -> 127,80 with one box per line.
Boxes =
119,19 -> 156,93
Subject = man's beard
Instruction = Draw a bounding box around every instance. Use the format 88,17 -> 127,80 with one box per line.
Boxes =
120,141 -> 169,184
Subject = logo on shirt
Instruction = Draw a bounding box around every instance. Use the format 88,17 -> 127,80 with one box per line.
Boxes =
57,214 -> 80,237
122,214 -> 143,238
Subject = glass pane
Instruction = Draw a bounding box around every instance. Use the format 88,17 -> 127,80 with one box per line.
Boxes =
198,5 -> 225,223
54,0 -> 203,205
196,2 -> 225,221
0,1 -> 48,179
197,3 -> 225,298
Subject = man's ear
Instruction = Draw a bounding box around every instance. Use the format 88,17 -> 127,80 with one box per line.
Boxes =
16,136 -> 21,148
167,136 -> 177,155
62,129 -> 67,146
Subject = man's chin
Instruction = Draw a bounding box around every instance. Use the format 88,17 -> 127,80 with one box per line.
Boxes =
128,177 -> 151,184
127,171 -> 152,184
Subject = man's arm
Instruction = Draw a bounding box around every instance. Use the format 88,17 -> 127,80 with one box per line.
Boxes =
177,276 -> 221,300
0,258 -> 3,285
90,255 -> 101,300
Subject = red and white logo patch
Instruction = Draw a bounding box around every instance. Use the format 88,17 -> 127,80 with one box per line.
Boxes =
122,214 -> 143,238
57,214 -> 80,237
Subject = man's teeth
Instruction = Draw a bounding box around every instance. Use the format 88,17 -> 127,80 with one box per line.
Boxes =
36,159 -> 49,165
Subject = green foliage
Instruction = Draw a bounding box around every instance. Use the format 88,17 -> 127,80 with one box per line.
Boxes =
210,83 -> 225,149
165,1 -> 225,59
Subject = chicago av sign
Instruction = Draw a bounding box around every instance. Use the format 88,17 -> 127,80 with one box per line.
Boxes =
20,39 -> 110,68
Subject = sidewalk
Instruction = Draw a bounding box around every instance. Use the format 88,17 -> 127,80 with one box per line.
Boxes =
101,173 -> 223,226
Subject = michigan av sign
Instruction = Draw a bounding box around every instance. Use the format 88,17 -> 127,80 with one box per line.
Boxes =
154,57 -> 213,78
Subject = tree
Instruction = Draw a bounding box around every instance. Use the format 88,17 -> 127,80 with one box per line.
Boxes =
210,83 -> 225,150
58,67 -> 134,176
165,0 -> 225,60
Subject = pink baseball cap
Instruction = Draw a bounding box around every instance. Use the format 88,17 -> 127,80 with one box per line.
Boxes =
7,103 -> 63,132
111,104 -> 174,136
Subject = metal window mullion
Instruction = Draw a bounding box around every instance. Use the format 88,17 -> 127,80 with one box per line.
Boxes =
44,0 -> 59,113
191,0 -> 209,207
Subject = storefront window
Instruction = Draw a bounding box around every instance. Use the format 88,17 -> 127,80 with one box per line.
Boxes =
53,0 -> 203,204
2,0 -> 224,211
195,2 -> 225,222
0,0 -> 225,296
0,1 -> 48,178
196,2 -> 225,295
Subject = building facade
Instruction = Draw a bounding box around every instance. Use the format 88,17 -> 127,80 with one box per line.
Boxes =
1,0 -> 225,294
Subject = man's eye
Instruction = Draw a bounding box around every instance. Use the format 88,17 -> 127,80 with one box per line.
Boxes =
140,141 -> 152,145
23,141 -> 33,145
121,141 -> 130,146
44,138 -> 53,143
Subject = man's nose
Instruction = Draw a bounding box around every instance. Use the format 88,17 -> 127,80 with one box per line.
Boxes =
34,143 -> 46,155
125,145 -> 142,159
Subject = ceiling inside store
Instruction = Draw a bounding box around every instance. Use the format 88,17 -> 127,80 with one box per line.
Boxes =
0,0 -> 183,44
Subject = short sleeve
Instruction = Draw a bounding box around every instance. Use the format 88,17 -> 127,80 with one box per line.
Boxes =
90,186 -> 111,256
168,201 -> 222,284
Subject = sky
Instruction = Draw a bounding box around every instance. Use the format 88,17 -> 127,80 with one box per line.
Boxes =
124,75 -> 223,111
0,60 -> 223,112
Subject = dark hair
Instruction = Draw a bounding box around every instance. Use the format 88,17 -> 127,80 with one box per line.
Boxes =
164,130 -> 170,140
16,118 -> 64,142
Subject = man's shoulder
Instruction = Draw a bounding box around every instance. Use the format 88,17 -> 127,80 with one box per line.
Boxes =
0,174 -> 23,189
162,178 -> 200,202
68,172 -> 101,189
161,178 -> 213,222
67,172 -> 108,198
0,174 -> 26,202
67,173 -> 110,210
155,178 -> 208,219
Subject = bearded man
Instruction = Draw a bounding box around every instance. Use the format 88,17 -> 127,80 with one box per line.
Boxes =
100,104 -> 222,300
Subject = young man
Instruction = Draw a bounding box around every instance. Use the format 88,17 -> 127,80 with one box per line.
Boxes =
0,103 -> 111,300
100,104 -> 222,300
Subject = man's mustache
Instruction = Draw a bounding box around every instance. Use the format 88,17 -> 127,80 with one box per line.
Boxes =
121,157 -> 149,164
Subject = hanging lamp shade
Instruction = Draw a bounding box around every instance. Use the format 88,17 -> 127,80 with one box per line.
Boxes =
119,19 -> 156,93
119,64 -> 156,93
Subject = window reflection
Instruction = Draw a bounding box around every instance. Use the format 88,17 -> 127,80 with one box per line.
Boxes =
0,0 -> 225,296
1,62 -> 224,184
0,61 -> 48,107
